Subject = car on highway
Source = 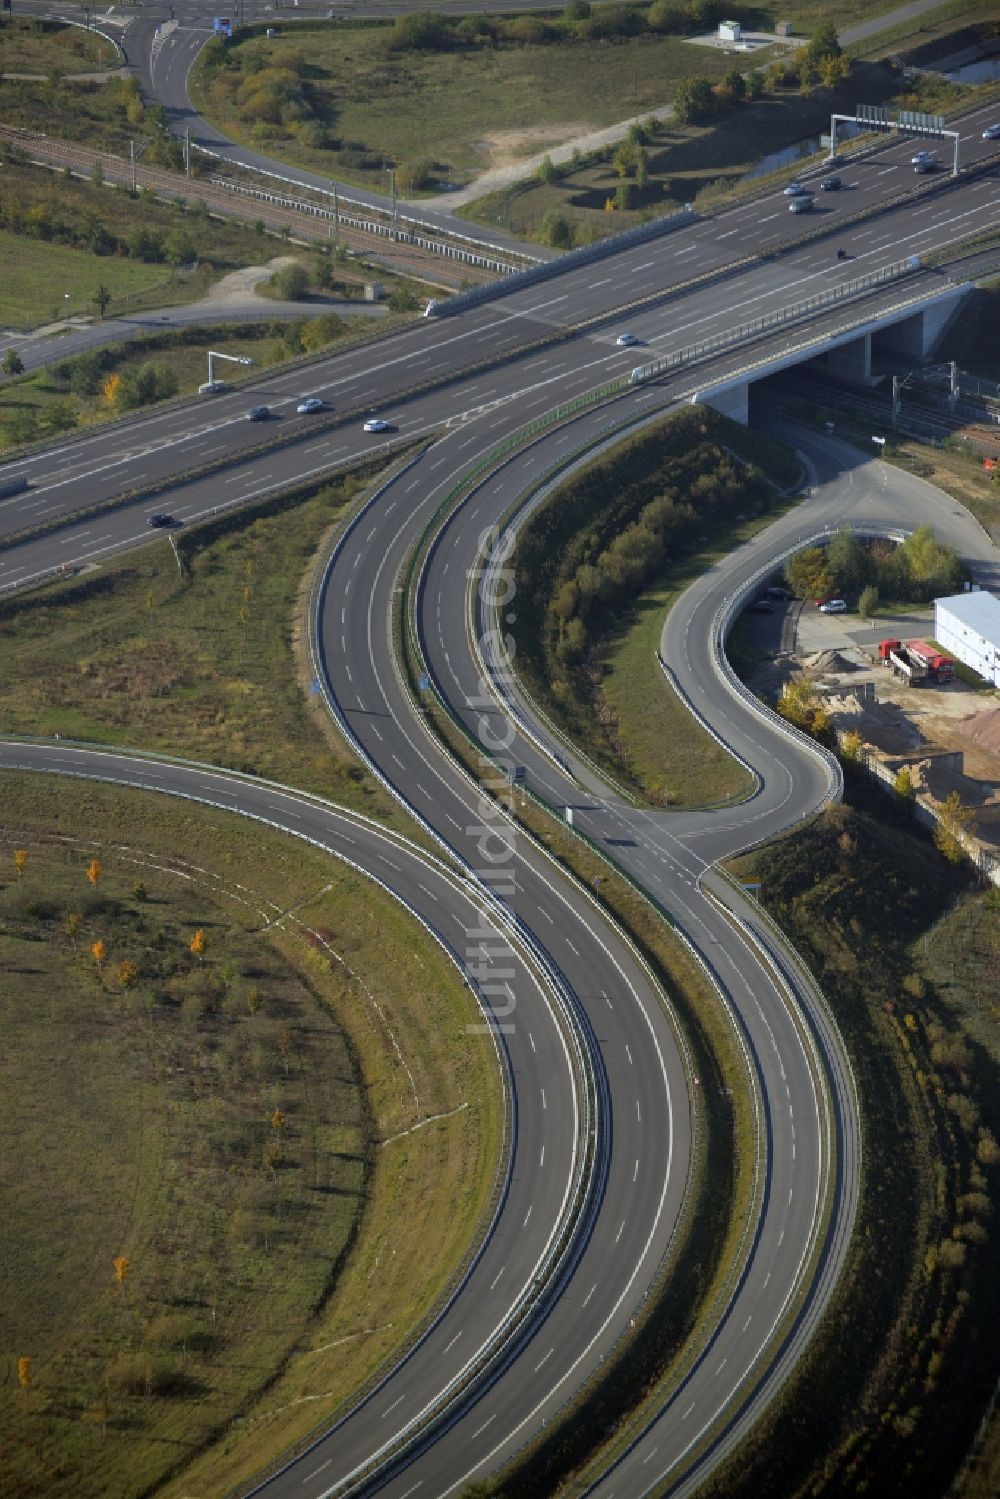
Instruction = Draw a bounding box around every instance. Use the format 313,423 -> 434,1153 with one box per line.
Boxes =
984,124 -> 1000,140
820,175 -> 842,191
914,159 -> 938,174
363,418 -> 393,433
616,332 -> 640,347
789,196 -> 814,213
911,149 -> 934,164
783,181 -> 809,196
819,598 -> 848,614
146,512 -> 175,528
198,380 -> 227,395
297,397 -> 325,414
247,404 -> 270,421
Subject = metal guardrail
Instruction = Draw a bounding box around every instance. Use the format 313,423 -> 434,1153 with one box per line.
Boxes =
209,175 -> 535,277
631,258 -> 919,385
426,205 -> 695,317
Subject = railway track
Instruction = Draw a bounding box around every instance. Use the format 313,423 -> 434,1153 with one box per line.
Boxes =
0,123 -> 492,288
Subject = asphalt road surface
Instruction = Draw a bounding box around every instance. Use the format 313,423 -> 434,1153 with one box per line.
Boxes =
1,71 -> 999,1499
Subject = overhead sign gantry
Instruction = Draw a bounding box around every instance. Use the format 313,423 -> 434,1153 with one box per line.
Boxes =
828,103 -> 960,176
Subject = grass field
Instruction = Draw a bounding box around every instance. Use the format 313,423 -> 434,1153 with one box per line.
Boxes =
0,773 -> 501,1499
0,157 -> 313,330
0,468 -> 413,830
718,776 -> 1000,1497
189,16 -> 743,193
0,227 -> 178,329
0,16 -> 117,74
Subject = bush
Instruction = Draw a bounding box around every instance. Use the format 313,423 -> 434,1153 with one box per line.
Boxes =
387,12 -> 455,51
269,261 -> 311,300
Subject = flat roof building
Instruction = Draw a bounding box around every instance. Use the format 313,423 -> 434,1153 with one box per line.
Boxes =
934,591 -> 1000,687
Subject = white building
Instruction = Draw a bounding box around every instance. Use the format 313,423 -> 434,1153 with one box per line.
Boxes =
718,20 -> 741,43
934,591 -> 1000,687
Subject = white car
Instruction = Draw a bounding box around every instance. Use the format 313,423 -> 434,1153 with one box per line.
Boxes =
783,181 -> 808,196
297,397 -> 324,414
616,332 -> 639,347
819,598 -> 848,614
983,124 -> 1000,140
363,418 -> 392,433
911,149 -> 934,164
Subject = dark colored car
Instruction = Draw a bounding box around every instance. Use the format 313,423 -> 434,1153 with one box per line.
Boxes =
821,175 -> 842,191
247,405 -> 270,421
748,598 -> 773,613
147,513 -> 174,528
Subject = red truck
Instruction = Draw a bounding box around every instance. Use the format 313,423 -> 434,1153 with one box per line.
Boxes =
878,638 -> 955,683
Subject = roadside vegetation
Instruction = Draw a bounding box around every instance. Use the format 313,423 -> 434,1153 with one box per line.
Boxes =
0,309 -> 367,449
713,771 -> 1000,1498
0,149 -> 289,329
511,406 -> 797,805
0,15 -> 117,74
781,524 -> 964,610
0,774 -> 501,1499
0,467 -> 412,828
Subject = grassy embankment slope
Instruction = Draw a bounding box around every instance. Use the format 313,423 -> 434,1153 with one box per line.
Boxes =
511,405 -> 799,806
0,470 -> 504,1495
711,774 -> 1000,1498
0,777 -> 501,1499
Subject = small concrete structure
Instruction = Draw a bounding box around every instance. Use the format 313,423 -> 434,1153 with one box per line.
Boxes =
776,20 -> 793,37
719,20 -> 741,43
935,592 -> 1000,687
363,282 -> 385,301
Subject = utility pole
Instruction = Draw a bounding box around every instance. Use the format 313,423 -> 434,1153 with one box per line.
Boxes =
892,375 -> 901,428
949,360 -> 959,413
130,138 -> 136,195
333,184 -> 340,243
184,126 -> 190,179
387,167 -> 397,237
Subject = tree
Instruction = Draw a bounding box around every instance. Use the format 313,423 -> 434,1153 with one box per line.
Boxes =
87,858 -> 104,887
163,228 -> 197,268
934,790 -> 974,864
784,546 -> 833,601
91,939 -> 107,970
270,261 -> 310,300
13,848 -> 27,878
893,767 -> 914,807
113,1255 -> 130,1289
858,584 -> 880,620
803,19 -> 841,69
840,730 -> 862,762
536,154 -> 557,184
118,960 -> 140,991
190,928 -> 206,962
723,69 -> 747,102
2,348 -> 24,377
746,67 -> 765,101
101,373 -> 122,410
826,528 -> 873,598
271,1107 -> 286,1135
17,1357 -> 32,1389
539,208 -> 572,249
94,284 -> 112,319
671,75 -> 716,126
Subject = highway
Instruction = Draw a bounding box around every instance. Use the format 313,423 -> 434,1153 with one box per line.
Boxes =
1,59 -> 1000,1499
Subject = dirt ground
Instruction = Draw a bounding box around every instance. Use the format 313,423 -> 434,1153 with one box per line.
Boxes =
746,601 -> 1000,851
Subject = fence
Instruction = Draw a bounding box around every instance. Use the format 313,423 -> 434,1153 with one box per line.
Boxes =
425,206 -> 695,317
209,175 -> 535,278
631,258 -> 918,383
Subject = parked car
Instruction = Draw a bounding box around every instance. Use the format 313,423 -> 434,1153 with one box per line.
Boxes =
765,585 -> 792,600
616,332 -> 639,347
820,175 -> 842,191
819,598 -> 848,614
147,513 -> 175,528
363,418 -> 393,433
748,598 -> 773,613
297,397 -> 325,414
789,196 -> 814,213
247,405 -> 269,421
784,181 -> 808,196
983,124 -> 1000,140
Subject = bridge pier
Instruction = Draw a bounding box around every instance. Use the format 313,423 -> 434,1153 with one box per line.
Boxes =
825,332 -> 873,385
691,379 -> 749,425
871,285 -> 970,362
